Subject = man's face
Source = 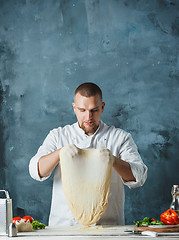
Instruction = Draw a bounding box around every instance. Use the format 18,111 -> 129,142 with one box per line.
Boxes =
72,93 -> 105,136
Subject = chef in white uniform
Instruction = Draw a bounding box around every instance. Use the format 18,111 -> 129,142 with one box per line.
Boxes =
29,82 -> 147,226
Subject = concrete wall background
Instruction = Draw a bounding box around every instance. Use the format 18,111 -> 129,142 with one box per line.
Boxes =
0,0 -> 179,225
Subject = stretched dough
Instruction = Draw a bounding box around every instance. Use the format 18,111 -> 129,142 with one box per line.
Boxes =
59,144 -> 114,226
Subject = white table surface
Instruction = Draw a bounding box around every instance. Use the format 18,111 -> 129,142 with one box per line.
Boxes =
1,225 -> 179,240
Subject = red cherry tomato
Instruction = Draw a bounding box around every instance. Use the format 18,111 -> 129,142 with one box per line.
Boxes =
22,216 -> 34,223
12,217 -> 21,224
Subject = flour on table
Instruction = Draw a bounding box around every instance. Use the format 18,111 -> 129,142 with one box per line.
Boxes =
59,144 -> 114,226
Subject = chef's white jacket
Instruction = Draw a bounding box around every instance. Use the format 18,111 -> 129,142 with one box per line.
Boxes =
29,121 -> 147,226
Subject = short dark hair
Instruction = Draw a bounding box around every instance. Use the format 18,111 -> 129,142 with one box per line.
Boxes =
74,82 -> 102,100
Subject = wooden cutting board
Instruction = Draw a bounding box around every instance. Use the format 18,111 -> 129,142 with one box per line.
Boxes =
134,225 -> 179,233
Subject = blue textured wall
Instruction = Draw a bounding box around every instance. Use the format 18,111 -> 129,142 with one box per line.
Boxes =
0,0 -> 179,225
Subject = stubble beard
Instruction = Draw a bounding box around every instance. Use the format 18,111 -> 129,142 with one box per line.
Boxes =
80,121 -> 98,135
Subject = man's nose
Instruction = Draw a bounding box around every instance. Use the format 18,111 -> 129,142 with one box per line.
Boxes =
86,110 -> 93,119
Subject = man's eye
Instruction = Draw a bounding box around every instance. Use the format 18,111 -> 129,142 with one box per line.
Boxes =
80,109 -> 85,112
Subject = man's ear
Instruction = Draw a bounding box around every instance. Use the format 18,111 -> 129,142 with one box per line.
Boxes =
102,102 -> 105,112
72,102 -> 76,112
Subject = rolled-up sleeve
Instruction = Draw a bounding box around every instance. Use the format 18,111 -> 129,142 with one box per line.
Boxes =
119,133 -> 148,188
29,128 -> 59,182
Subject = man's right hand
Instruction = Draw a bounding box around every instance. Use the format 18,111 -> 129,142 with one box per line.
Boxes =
61,144 -> 80,159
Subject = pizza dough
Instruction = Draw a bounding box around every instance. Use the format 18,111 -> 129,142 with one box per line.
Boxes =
59,144 -> 114,226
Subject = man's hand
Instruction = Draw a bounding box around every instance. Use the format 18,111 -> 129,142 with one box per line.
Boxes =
62,144 -> 80,159
97,148 -> 115,165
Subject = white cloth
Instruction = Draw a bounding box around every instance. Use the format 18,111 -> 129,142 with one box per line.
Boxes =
29,121 -> 147,226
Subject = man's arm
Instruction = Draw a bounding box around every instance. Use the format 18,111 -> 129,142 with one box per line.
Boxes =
113,157 -> 136,182
111,132 -> 147,187
38,149 -> 61,178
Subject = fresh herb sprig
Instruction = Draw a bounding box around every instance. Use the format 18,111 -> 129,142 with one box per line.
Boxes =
31,220 -> 46,230
135,217 -> 164,227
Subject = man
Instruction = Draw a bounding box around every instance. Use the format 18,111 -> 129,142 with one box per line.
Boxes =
29,82 -> 147,226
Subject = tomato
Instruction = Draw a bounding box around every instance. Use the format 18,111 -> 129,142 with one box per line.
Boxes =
12,217 -> 21,224
22,216 -> 34,223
